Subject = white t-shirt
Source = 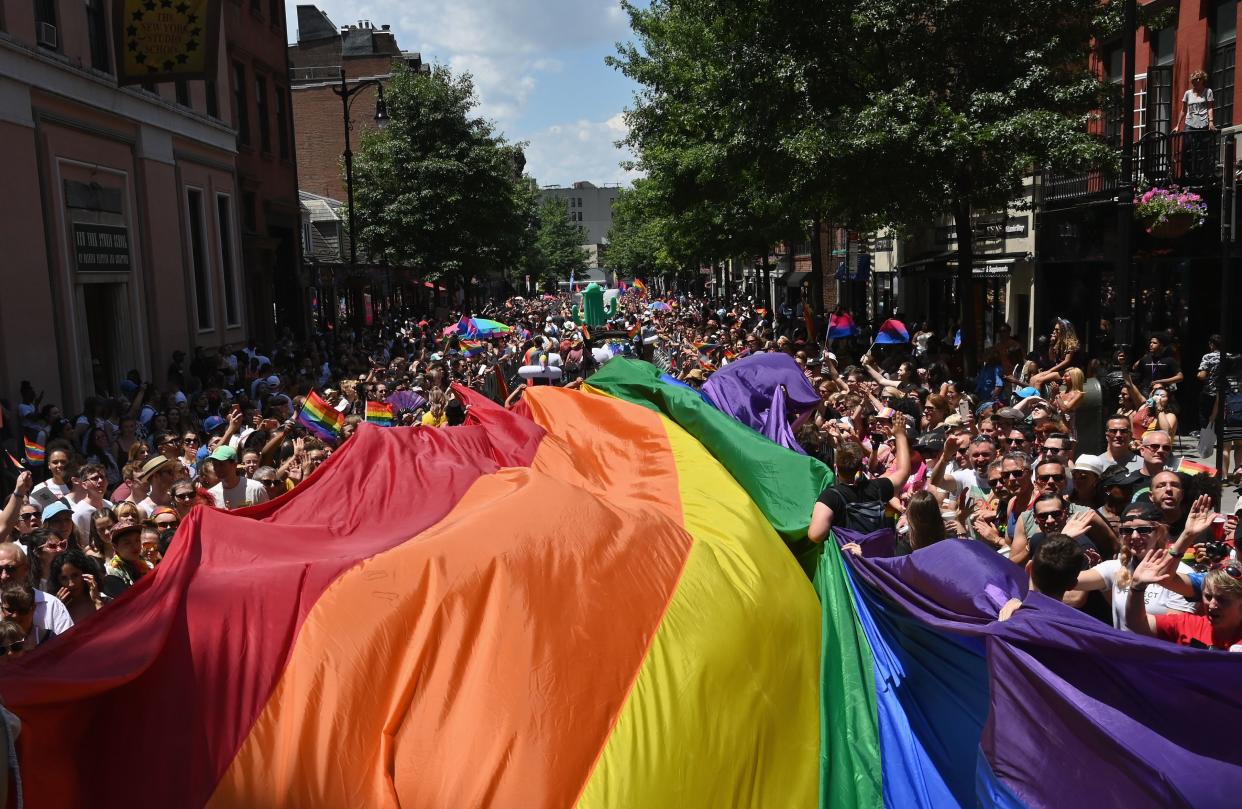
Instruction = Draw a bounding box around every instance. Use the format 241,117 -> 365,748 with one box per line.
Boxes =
30,589 -> 73,647
207,477 -> 269,510
71,497 -> 113,546
1093,558 -> 1196,630
940,468 -> 988,496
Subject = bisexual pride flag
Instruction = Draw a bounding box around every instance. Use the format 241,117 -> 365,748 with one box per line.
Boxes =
364,400 -> 395,427
876,318 -> 911,344
828,311 -> 856,339
296,390 -> 344,443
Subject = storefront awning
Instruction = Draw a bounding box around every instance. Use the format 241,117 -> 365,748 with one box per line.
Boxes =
897,251 -> 1028,277
784,270 -> 811,287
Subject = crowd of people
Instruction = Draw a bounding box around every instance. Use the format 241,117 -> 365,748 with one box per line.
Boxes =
0,288 -> 1240,659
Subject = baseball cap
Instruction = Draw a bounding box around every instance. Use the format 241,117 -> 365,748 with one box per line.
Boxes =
203,415 -> 226,433
1122,501 -> 1163,523
1016,386 -> 1040,399
265,375 -> 280,389
139,456 -> 177,480
914,431 -> 947,455
1073,454 -> 1107,476
41,502 -> 72,522
209,445 -> 238,463
994,407 -> 1025,422
1101,464 -> 1143,489
111,523 -> 142,545
942,414 -> 966,428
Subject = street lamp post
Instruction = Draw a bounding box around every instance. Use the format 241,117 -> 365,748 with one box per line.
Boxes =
332,72 -> 389,327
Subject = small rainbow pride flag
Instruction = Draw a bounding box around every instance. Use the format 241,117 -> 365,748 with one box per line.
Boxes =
460,340 -> 487,358
1176,457 -> 1216,476
627,321 -> 641,339
23,437 -> 45,466
632,279 -> 648,296
297,391 -> 345,443
365,400 -> 395,427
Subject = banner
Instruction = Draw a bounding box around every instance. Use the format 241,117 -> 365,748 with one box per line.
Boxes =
113,0 -> 221,86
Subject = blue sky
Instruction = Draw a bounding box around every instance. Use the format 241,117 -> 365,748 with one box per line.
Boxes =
287,0 -> 643,187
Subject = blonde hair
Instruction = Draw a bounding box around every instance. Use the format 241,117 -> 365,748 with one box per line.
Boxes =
1064,367 -> 1085,392
1203,569 -> 1242,601
1191,69 -> 1209,83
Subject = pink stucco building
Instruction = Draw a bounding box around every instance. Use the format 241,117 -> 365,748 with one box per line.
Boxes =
0,0 -> 244,411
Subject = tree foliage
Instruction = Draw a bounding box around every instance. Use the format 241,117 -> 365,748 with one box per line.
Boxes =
351,65 -> 534,292
613,0 -> 1115,368
606,179 -> 684,281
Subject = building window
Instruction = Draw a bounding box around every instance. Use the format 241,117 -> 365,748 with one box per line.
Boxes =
175,79 -> 190,107
34,0 -> 57,48
186,189 -> 213,331
256,75 -> 271,153
1212,1 -> 1237,128
269,0 -> 282,29
217,194 -> 241,327
233,62 -> 250,146
1149,28 -> 1176,135
1102,43 -> 1124,147
85,0 -> 110,71
206,80 -> 219,118
275,87 -> 290,159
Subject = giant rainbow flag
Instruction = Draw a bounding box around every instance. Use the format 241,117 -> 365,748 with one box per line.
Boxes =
2,360 -> 1241,808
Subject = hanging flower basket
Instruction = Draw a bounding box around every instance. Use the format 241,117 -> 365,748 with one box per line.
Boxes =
1135,186 -> 1207,237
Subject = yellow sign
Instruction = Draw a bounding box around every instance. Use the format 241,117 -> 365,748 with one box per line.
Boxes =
113,0 -> 220,86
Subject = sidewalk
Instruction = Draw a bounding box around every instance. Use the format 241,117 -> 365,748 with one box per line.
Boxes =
1174,432 -> 1238,513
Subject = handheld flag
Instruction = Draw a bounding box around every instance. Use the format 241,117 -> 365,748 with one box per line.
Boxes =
23,437 -> 45,466
876,319 -> 911,345
365,400 -> 395,427
627,322 -> 641,339
297,391 -> 345,443
633,279 -> 648,297
6,450 -> 24,470
827,312 -> 856,339
460,340 -> 487,359
1176,458 -> 1216,476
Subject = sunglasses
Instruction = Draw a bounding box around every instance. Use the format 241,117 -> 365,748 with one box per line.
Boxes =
18,514 -> 38,522
173,492 -> 196,501
155,521 -> 178,529
0,565 -> 20,575
0,640 -> 23,655
1037,473 -> 1066,483
1142,444 -> 1171,452
183,437 -> 200,445
1222,565 -> 1242,580
1106,427 -> 1130,434
1002,469 -> 1027,479
257,479 -> 280,487
1,604 -> 31,616
1120,524 -> 1157,536
1004,437 -> 1026,445
44,539 -> 69,550
1036,510 -> 1066,521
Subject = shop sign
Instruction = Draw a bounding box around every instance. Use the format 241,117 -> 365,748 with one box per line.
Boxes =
73,224 -> 132,272
871,236 -> 894,252
935,216 -> 1029,245
113,0 -> 221,86
971,263 -> 1013,278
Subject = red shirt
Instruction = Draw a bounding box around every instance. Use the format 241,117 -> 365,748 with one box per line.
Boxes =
1154,612 -> 1242,650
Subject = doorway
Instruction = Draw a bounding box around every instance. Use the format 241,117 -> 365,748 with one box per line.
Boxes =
81,282 -> 124,396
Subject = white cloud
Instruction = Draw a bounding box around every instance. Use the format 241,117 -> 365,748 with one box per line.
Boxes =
523,113 -> 640,187
302,0 -> 629,128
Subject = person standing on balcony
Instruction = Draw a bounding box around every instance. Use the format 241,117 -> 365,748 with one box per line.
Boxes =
1179,70 -> 1215,176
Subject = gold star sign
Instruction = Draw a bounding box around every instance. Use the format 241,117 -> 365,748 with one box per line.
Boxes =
114,0 -> 218,86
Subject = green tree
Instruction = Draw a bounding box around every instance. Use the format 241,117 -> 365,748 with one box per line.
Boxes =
351,65 -> 534,302
530,196 -> 588,290
612,0 -> 1113,366
606,180 -> 684,284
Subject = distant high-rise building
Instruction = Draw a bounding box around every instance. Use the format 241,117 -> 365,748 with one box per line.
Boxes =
538,181 -> 622,270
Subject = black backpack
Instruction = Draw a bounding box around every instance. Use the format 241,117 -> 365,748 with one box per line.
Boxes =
842,499 -> 890,534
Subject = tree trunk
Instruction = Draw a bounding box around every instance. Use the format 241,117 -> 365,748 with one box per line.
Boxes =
953,198 -> 978,376
809,219 -> 825,315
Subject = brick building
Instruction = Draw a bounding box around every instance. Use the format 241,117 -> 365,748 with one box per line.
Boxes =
1037,0 -> 1241,374
289,6 -> 427,201
288,6 -> 428,325
224,0 -> 304,343
0,0 -> 245,409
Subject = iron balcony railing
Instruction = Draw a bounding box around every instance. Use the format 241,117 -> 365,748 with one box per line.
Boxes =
1041,129 -> 1222,205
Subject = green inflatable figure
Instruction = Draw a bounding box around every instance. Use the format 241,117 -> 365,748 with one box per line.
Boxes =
571,282 -> 618,328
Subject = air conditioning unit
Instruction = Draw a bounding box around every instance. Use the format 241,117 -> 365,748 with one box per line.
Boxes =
36,22 -> 58,49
